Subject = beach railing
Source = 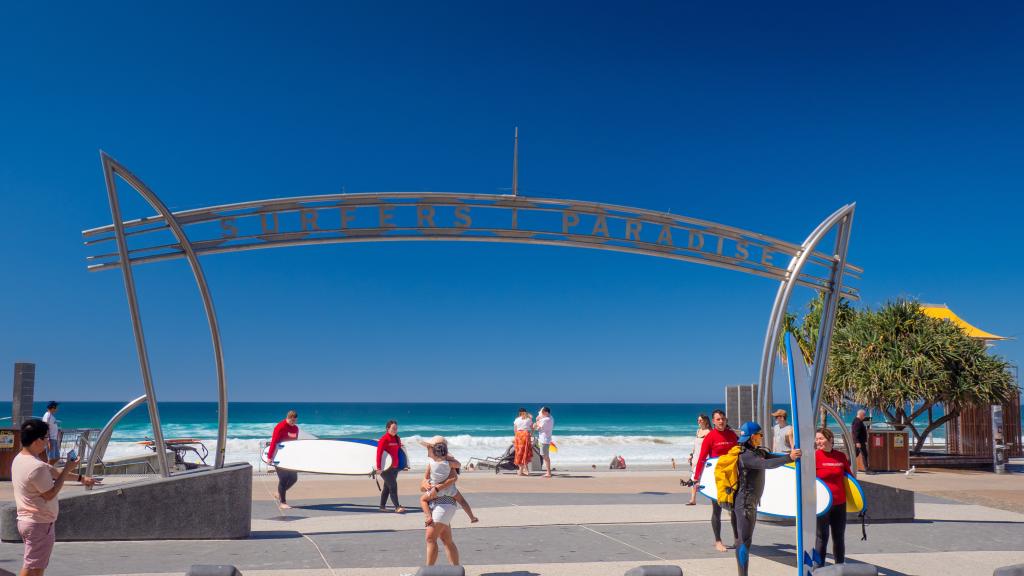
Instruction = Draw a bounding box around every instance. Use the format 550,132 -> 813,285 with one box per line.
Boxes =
58,428 -> 100,465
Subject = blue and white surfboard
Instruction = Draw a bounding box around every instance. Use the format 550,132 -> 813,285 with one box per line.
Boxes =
785,332 -> 818,574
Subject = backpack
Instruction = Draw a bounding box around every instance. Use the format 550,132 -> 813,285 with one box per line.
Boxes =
714,445 -> 743,511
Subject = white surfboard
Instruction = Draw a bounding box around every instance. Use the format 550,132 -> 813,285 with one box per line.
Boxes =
697,455 -> 832,517
264,439 -> 390,475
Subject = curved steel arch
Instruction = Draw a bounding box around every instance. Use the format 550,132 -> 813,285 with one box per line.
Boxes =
98,152 -> 228,474
85,154 -> 857,487
757,203 -> 855,430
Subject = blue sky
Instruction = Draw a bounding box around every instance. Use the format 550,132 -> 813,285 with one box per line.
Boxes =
1,2 -> 1021,403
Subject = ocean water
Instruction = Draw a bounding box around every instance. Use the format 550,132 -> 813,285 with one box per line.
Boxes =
0,401 -> 989,471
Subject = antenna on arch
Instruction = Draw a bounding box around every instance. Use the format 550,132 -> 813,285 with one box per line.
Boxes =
511,126 -> 519,197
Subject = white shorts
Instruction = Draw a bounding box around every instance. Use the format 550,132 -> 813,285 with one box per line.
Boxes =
431,501 -> 458,525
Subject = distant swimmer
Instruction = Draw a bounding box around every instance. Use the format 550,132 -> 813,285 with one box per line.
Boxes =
268,410 -> 299,510
732,421 -> 801,576
693,409 -> 738,552
375,420 -> 406,514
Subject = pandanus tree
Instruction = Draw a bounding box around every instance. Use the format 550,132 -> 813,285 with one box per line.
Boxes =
823,299 -> 1016,455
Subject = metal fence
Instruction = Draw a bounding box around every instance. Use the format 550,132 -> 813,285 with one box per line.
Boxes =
58,428 -> 101,465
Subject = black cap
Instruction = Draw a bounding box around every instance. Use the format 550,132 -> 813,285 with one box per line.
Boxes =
47,401 -> 59,409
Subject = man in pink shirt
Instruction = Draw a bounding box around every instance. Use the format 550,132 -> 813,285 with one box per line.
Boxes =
12,418 -> 96,575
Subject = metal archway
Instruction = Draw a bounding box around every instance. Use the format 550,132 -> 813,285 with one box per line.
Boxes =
84,152 -> 858,475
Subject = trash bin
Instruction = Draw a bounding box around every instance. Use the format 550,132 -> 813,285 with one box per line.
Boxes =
0,427 -> 22,480
867,429 -> 909,472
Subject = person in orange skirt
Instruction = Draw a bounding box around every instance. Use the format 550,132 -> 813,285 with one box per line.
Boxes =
512,407 -> 534,476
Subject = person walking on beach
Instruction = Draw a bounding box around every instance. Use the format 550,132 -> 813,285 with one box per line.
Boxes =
512,408 -> 534,476
268,410 -> 300,510
814,427 -> 852,568
375,420 -> 406,514
694,409 -> 739,552
771,409 -> 793,453
533,406 -> 554,478
851,409 -> 869,472
420,436 -> 462,567
686,413 -> 711,505
732,421 -> 801,576
40,402 -> 60,465
13,418 -> 96,575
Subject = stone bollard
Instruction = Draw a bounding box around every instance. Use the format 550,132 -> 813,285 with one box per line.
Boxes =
811,564 -> 878,575
414,566 -> 466,576
624,566 -> 683,576
994,564 -> 1024,576
186,566 -> 242,576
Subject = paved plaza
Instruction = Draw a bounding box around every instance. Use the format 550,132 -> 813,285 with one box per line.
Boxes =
1,468 -> 1022,576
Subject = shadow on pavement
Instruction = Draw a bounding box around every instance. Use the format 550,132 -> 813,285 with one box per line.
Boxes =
296,502 -> 386,513
248,530 -> 305,539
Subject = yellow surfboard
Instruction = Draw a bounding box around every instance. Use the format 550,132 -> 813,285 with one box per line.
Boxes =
844,473 -> 866,513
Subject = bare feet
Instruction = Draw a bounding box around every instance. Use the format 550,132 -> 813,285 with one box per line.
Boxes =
278,503 -> 292,510
715,541 -> 727,552
686,501 -> 696,506
395,507 -> 406,514
470,515 -> 479,523
543,473 -> 552,478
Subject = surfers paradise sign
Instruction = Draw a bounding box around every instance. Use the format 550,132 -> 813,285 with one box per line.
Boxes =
83,153 -> 858,484
85,192 -> 857,297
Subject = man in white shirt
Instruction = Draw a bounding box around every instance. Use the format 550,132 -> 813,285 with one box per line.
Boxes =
771,409 -> 794,452
40,402 -> 60,465
533,406 -> 555,478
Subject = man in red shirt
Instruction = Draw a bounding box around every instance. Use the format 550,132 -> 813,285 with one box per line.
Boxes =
268,410 -> 299,510
694,408 -> 739,552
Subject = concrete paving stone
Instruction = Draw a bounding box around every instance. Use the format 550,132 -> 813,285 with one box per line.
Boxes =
0,533 -> 324,576
253,492 -> 691,520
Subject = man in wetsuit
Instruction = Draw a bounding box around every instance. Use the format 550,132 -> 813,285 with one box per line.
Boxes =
694,409 -> 739,552
733,421 -> 801,576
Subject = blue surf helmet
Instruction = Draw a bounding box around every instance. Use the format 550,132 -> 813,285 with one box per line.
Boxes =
737,421 -> 763,444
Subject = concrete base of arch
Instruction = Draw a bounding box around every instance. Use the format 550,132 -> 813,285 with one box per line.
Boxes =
1,463 -> 252,542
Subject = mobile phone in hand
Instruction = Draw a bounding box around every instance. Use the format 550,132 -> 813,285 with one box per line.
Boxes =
67,449 -> 78,461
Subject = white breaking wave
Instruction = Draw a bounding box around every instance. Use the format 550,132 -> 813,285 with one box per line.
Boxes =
100,434 -> 697,470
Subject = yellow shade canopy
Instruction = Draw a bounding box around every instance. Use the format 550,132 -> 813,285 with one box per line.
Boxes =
921,304 -> 1008,341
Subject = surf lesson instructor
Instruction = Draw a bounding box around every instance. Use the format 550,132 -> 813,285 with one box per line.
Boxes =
694,408 -> 739,552
375,420 -> 406,513
268,410 -> 299,510
814,427 -> 852,568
